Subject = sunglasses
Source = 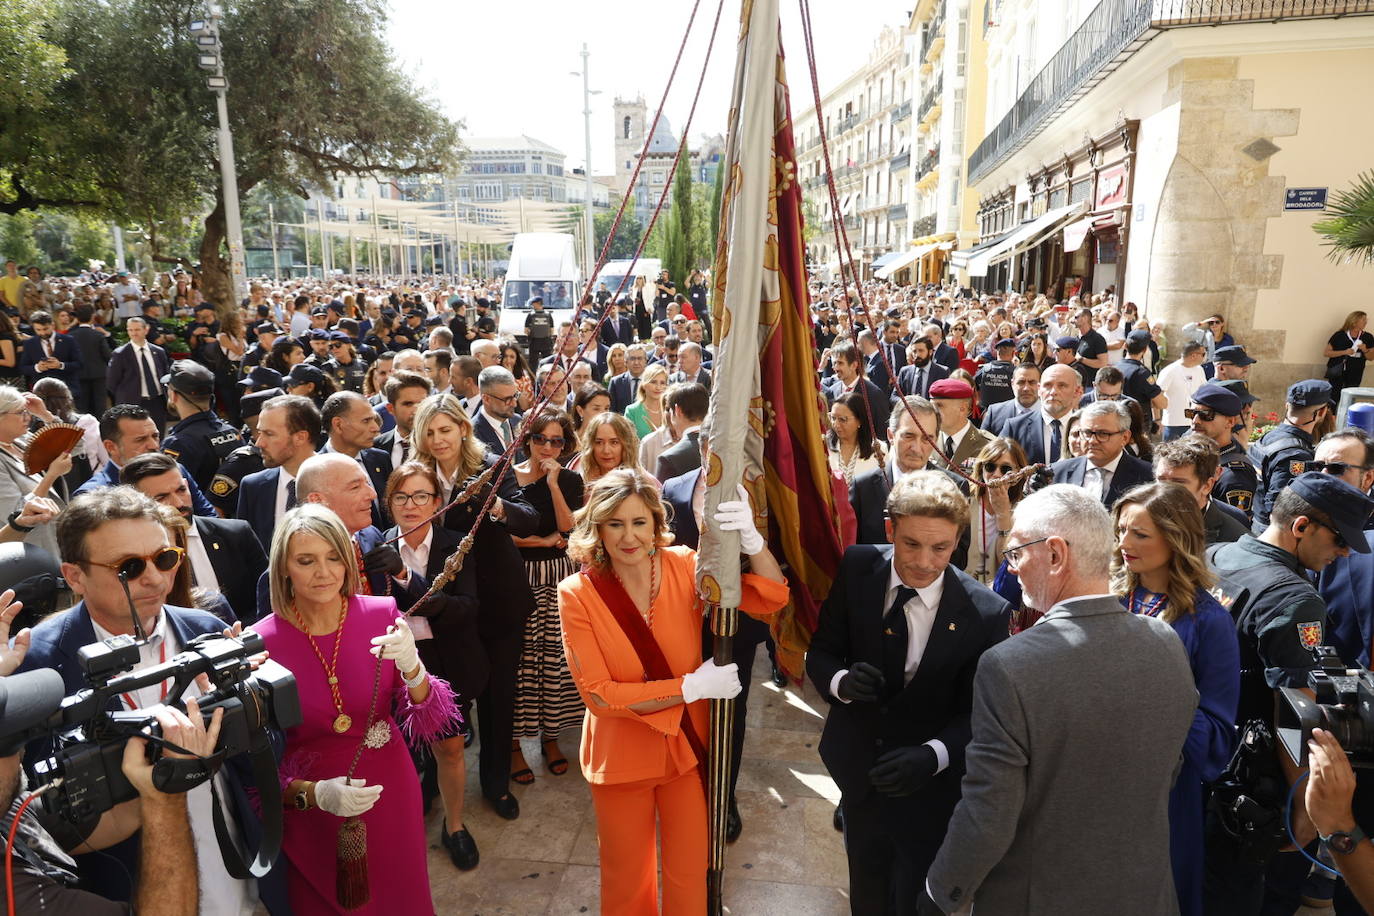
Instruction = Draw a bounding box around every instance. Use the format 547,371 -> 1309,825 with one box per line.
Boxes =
1310,519 -> 1349,550
531,433 -> 566,449
986,463 -> 1017,476
1309,460 -> 1374,477
1183,407 -> 1219,422
87,546 -> 185,579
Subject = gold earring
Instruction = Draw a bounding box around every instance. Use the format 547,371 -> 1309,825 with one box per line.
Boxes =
594,543 -> 606,565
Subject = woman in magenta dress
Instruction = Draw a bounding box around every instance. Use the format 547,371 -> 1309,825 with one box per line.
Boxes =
252,504 -> 459,914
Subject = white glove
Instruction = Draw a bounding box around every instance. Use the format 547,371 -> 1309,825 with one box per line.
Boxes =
681,658 -> 742,703
712,484 -> 766,555
314,776 -> 383,817
370,617 -> 420,675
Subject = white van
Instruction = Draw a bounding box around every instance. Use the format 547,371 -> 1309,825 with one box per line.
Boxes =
499,232 -> 581,340
593,258 -> 662,304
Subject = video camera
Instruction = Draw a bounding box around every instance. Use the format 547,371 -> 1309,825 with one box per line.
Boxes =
1278,645 -> 1374,768
0,629 -> 300,827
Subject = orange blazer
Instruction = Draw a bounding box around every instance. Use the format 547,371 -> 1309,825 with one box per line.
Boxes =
558,545 -> 789,786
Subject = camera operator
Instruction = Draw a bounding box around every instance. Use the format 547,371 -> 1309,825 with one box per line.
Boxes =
0,598 -> 219,915
15,487 -> 286,914
1304,728 -> 1374,913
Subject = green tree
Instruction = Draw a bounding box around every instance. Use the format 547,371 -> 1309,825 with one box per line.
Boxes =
2,0 -> 462,309
595,207 -> 645,261
1315,171 -> 1374,267
0,213 -> 41,267
709,160 -> 724,267
658,146 -> 693,285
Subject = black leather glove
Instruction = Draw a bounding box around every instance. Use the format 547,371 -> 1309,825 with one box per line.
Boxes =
361,545 -> 405,578
916,888 -> 946,916
836,661 -> 885,703
869,744 -> 938,797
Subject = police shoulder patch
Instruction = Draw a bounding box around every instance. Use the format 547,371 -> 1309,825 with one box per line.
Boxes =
1225,490 -> 1254,512
1297,620 -> 1323,649
1290,461 -> 1307,476
163,448 -> 180,459
210,476 -> 236,497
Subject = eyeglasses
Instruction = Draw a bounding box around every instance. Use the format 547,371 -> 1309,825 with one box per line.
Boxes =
1000,536 -> 1049,570
390,490 -> 436,507
1183,407 -> 1219,422
4,408 -> 30,418
531,433 -> 566,449
1077,428 -> 1124,442
1310,519 -> 1349,550
87,546 -> 185,579
485,393 -> 518,405
1310,461 -> 1374,477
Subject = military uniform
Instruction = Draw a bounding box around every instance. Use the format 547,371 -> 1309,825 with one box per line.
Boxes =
207,444 -> 263,515
1250,422 -> 1314,532
163,409 -> 245,492
1213,439 -> 1258,518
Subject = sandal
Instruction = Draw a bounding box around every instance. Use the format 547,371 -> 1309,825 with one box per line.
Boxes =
541,742 -> 569,776
511,743 -> 535,786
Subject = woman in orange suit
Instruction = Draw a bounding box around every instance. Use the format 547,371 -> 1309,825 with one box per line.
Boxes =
559,467 -> 788,915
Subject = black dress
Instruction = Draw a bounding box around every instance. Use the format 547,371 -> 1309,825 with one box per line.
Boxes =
1326,328 -> 1374,400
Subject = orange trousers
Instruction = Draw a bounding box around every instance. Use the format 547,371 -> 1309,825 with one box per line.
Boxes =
588,767 -> 707,915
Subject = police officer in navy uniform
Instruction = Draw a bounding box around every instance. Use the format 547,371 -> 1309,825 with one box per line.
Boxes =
1119,329 -> 1164,413
972,338 -> 1016,411
322,331 -> 368,393
1185,383 -> 1259,519
206,387 -> 278,515
1204,472 -> 1374,915
1250,379 -> 1333,534
160,360 -> 246,493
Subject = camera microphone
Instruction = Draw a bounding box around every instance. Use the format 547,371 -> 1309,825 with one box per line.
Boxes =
117,571 -> 148,644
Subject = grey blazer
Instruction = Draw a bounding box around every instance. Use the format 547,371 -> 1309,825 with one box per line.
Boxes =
926,594 -> 1196,916
0,448 -> 64,560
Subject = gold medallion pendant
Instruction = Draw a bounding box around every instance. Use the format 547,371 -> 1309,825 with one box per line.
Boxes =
333,714 -> 352,734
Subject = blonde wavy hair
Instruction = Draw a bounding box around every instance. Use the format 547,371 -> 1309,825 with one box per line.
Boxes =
1110,481 -> 1216,624
268,504 -> 361,615
567,468 -> 674,567
634,363 -> 669,408
577,411 -> 641,481
409,392 -> 487,484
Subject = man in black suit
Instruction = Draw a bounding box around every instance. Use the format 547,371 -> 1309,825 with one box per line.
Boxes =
106,315 -> 170,429
667,341 -> 711,390
654,382 -> 708,481
373,369 -> 432,469
1003,363 -> 1083,465
1049,399 -> 1154,506
809,471 -> 1011,914
859,330 -> 893,395
880,319 -> 909,374
472,365 -> 524,460
895,338 -> 950,399
850,396 -> 940,544
19,310 -> 82,396
577,319 -> 610,379
980,362 -> 1040,437
121,451 -> 268,621
599,300 -> 635,347
607,345 -> 649,414
68,303 -> 112,416
824,340 -> 891,434
320,390 -> 392,527
923,323 -> 960,375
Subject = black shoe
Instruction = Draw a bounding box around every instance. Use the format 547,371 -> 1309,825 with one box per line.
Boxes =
486,792 -> 520,821
832,803 -> 844,833
726,796 -> 742,844
463,725 -> 475,748
770,662 -> 788,688
441,820 -> 480,871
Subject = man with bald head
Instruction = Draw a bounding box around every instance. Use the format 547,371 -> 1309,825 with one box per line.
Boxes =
471,338 -> 500,369
1004,363 -> 1084,465
252,453 -> 428,618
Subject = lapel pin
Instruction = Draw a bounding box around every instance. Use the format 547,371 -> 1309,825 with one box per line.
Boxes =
213,542 -> 220,550
948,622 -> 957,631
884,627 -> 894,636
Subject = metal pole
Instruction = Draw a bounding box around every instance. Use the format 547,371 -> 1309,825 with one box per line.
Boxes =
268,203 -> 280,281
581,43 -> 596,280
112,225 -> 127,271
317,202 -> 329,276
212,86 -> 248,305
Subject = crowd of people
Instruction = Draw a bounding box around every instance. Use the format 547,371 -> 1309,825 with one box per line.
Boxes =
0,258 -> 1370,915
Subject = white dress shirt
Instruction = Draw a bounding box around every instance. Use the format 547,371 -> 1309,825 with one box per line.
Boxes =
1040,409 -> 1066,463
480,407 -> 510,446
90,612 -> 257,916
397,524 -> 434,579
131,343 -> 156,397
1085,450 -> 1125,502
274,468 -> 297,522
827,566 -> 952,774
184,521 -> 219,594
942,421 -> 972,460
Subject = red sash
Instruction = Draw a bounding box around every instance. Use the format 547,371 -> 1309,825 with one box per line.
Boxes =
581,566 -> 708,790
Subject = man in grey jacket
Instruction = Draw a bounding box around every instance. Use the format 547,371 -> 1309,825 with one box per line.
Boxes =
919,484 -> 1197,915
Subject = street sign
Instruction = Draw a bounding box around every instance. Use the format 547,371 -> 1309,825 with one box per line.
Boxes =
1284,187 -> 1328,211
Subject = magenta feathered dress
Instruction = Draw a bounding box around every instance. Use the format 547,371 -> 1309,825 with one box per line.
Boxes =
253,595 -> 459,915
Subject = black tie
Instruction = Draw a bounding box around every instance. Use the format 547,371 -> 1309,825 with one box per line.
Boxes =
882,586 -> 917,696
400,439 -> 410,463
915,368 -> 925,396
138,347 -> 159,399
944,436 -> 955,459
285,478 -> 297,511
1049,418 -> 1062,463
629,377 -> 639,399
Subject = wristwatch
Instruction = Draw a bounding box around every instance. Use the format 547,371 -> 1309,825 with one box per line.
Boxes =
1322,825 -> 1367,855
292,783 -> 313,812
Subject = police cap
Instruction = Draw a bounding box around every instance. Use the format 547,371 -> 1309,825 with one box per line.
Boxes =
161,360 -> 215,398
1190,383 -> 1243,418
1214,345 -> 1256,366
1289,471 -> 1374,553
1287,379 -> 1334,408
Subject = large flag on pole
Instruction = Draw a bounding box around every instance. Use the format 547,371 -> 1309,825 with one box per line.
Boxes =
699,0 -> 846,677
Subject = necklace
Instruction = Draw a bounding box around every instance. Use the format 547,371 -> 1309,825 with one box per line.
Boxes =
612,553 -> 659,628
837,443 -> 860,486
289,595 -> 353,733
1129,586 -> 1168,618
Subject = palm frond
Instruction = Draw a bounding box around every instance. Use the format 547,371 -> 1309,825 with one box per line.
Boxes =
1314,170 -> 1374,267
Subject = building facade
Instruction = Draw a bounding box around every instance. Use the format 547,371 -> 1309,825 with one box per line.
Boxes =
612,96 -> 724,225
443,135 -> 569,205
956,0 -> 1374,404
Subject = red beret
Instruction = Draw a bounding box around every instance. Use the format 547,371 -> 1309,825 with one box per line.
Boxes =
929,378 -> 975,400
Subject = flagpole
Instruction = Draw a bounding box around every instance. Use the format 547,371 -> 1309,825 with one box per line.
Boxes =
707,603 -> 737,914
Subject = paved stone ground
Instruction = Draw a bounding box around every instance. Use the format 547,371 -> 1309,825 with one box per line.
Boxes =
423,649 -> 851,914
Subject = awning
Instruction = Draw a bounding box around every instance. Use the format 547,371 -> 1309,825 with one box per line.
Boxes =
967,202 -> 1086,277
875,242 -> 939,279
871,252 -> 902,270
1062,216 -> 1093,252
949,228 -> 1016,270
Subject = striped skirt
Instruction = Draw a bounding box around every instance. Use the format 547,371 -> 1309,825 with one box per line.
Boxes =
513,554 -> 584,738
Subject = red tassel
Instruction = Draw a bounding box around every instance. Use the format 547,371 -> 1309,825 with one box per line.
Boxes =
336,817 -> 369,909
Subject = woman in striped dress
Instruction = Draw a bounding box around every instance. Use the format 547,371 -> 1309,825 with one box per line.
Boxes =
509,408 -> 586,784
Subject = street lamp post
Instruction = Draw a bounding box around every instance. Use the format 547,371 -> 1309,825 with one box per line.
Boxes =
572,45 -> 601,281
191,6 -> 248,307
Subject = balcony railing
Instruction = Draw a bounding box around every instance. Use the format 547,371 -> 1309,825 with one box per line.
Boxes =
891,100 -> 912,123
844,216 -> 861,231
915,147 -> 941,181
918,77 -> 944,123
890,151 -> 911,171
888,203 -> 909,222
912,214 -> 937,237
921,3 -> 948,60
836,111 -> 864,134
967,0 -> 1374,183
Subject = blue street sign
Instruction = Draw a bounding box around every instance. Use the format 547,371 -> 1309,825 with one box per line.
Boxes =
1284,187 -> 1328,211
